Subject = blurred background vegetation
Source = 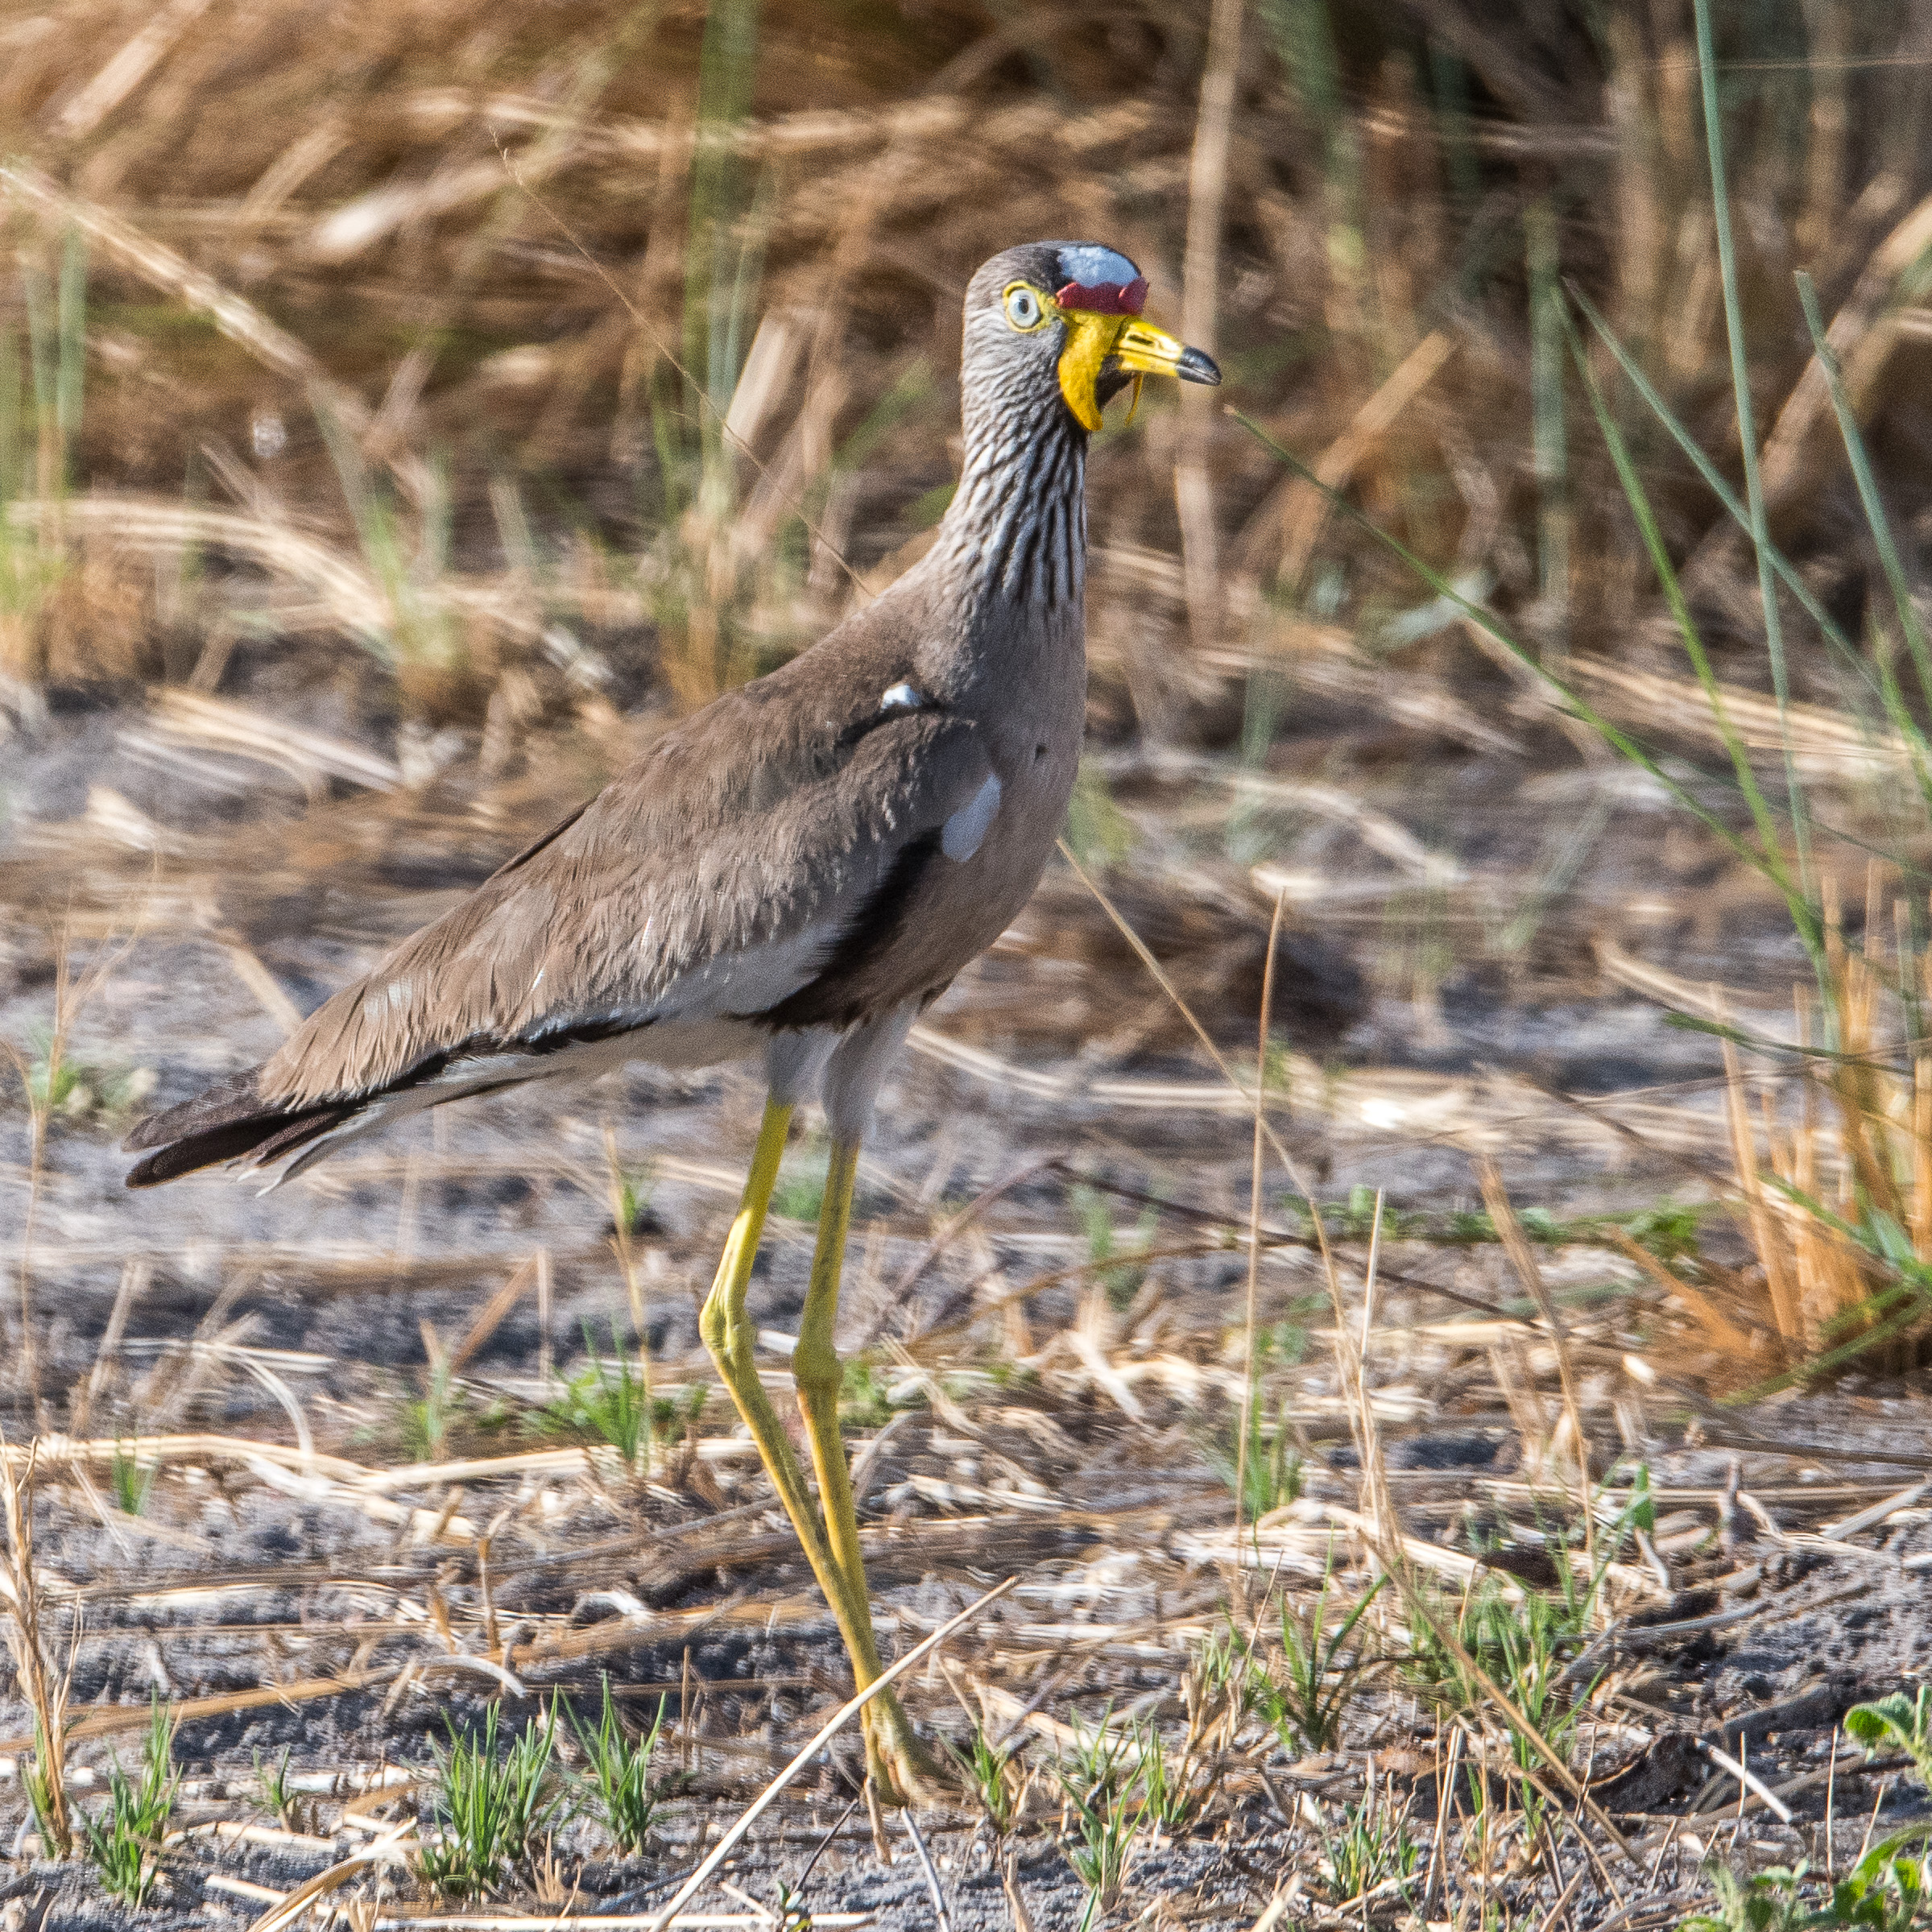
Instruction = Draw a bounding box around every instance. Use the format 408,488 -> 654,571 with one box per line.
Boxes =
8,0 -> 1932,1378
2,0 -> 1926,737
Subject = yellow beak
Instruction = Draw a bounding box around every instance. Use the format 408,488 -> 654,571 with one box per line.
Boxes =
1055,308 -> 1222,432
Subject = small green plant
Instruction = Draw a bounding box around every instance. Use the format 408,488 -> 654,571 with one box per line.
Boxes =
1259,1297 -> 1325,1366
1049,1708 -> 1214,1923
1618,1202 -> 1709,1264
534,1323 -> 650,1469
1339,1184 -> 1382,1239
79,1698 -> 178,1907
1680,1862 -> 1840,1932
21,1707 -> 70,1860
609,1163 -> 655,1238
19,1031 -> 152,1127
418,1698 -> 564,1896
314,394 -> 461,675
1256,1566 -> 1383,1752
1408,1577 -> 1598,1830
1827,1843 -> 1930,1932
1204,1390 -> 1302,1520
1131,1718 -> 1214,1840
254,1744 -> 307,1835
569,1680 -> 666,1857
838,1359 -> 898,1431
402,1358 -> 465,1463
652,1383 -> 710,1444
1189,1616 -> 1259,1726
1845,1686 -> 1932,1789
772,1147 -> 829,1222
1073,1185 -> 1156,1311
1287,1191 -> 1427,1243
1056,1707 -> 1142,1932
110,1446 -> 155,1518
1678,1844 -> 1932,1932
769,1875 -> 813,1931
953,1719 -> 1022,1835
1321,1794 -> 1419,1904
1416,1582 -> 1570,1716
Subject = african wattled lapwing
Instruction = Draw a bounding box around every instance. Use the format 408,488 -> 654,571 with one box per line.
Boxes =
126,241 -> 1220,1801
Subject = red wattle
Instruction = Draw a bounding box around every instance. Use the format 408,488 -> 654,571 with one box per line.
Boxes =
1053,276 -> 1148,316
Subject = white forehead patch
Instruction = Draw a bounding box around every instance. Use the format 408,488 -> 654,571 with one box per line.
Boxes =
1055,245 -> 1140,290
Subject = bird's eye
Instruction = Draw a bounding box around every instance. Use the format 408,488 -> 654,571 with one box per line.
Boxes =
1003,283 -> 1046,331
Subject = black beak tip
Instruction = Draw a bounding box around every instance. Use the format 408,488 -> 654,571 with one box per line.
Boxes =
1177,346 -> 1222,387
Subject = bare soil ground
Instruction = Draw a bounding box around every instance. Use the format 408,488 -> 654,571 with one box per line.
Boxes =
4,659 -> 1930,1930
6,4 -> 1932,1918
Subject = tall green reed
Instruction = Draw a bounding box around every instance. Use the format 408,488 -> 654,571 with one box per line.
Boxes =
1233,11 -> 1932,1380
1525,197 -> 1568,651
1,231 -> 85,689
1692,0 -> 1811,901
1258,0 -> 1363,336
647,0 -> 775,699
685,0 -> 763,424
313,391 -> 459,676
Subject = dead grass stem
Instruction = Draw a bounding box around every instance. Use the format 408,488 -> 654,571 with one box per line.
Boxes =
0,1436 -> 75,1855
1235,884 -> 1289,1536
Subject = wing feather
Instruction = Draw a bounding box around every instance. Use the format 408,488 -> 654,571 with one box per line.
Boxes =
259,694 -> 991,1107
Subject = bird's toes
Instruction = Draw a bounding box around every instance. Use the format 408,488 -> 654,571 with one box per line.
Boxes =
862,1707 -> 958,1811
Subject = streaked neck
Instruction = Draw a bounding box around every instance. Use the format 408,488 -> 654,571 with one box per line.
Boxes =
932,379 -> 1087,612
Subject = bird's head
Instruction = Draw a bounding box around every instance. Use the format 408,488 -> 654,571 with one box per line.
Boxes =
962,241 -> 1222,435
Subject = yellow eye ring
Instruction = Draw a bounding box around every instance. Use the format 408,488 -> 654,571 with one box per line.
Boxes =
1002,282 -> 1050,332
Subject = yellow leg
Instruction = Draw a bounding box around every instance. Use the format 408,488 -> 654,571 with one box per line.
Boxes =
792,1140 -> 942,1805
698,1104 -> 940,1803
697,1100 -> 832,1574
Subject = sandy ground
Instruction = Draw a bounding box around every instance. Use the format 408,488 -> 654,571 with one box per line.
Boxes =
4,681 -> 1930,1927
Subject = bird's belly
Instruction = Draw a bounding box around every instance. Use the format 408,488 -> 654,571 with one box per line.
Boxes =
527,1020 -> 769,1080
618,1016 -> 770,1070
412,1016 -> 772,1108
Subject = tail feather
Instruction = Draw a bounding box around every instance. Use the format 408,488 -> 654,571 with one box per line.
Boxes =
122,1068 -> 354,1189
124,1021 -> 639,1189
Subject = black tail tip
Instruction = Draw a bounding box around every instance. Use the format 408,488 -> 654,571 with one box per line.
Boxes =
118,1066 -> 349,1188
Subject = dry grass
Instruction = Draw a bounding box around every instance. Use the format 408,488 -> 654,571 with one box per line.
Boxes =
0,1237 -> 1918,1922
0,0 -> 1915,733
5,1 -> 1932,1925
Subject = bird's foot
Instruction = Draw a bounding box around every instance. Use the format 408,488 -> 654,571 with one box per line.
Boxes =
862,1692 -> 954,1810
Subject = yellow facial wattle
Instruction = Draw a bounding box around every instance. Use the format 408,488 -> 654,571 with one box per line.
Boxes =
1053,307 -> 1130,432
1052,305 -> 1218,431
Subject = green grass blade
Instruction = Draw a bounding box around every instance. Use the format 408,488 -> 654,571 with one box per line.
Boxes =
717,163 -> 775,434
1693,0 -> 1812,893
1793,271 -> 1932,713
1227,407 -> 1789,895
22,265 -> 54,441
1560,304 -> 1798,904
54,229 -> 85,494
1566,284 -> 1871,683
0,320 -> 21,507
1526,197 -> 1568,642
1578,282 -> 1932,815
1260,0 -> 1362,288
685,0 -> 762,410
1866,626 -> 1932,828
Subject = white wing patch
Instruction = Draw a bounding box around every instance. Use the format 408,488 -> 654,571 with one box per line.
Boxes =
942,773 -> 1002,862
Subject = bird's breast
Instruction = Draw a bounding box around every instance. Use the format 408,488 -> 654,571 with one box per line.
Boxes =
881,611 -> 1084,991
